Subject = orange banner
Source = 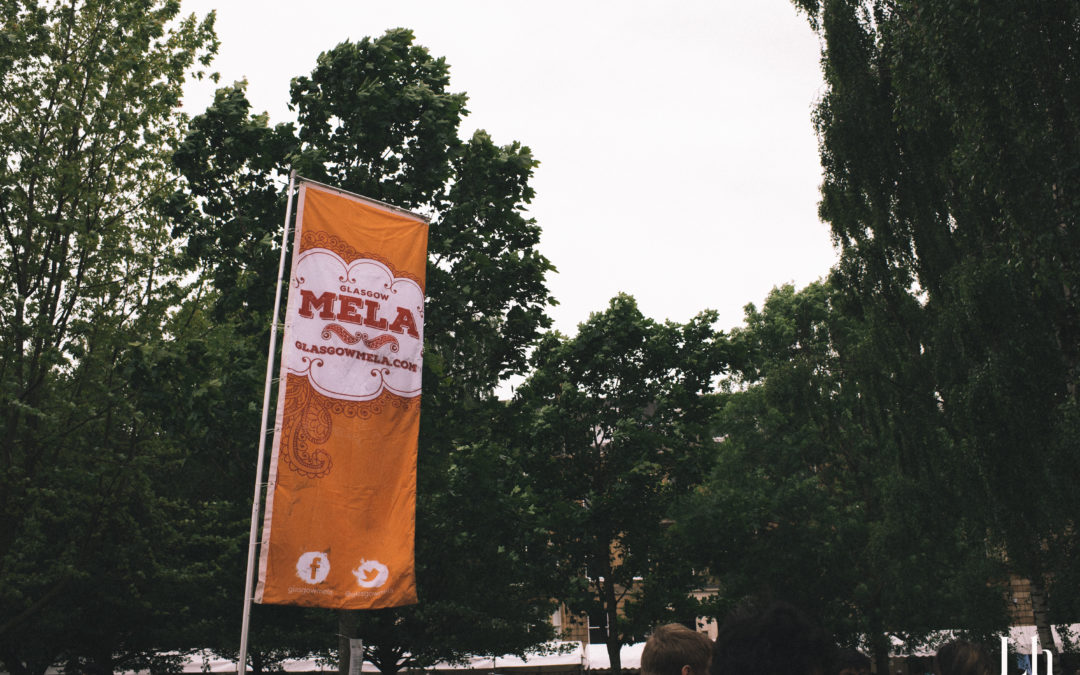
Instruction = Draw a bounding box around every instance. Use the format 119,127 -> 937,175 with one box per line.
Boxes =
255,180 -> 427,609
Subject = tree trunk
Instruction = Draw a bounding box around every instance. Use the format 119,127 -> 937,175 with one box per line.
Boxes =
603,578 -> 622,675
368,645 -> 402,675
606,639 -> 622,675
1029,575 -> 1056,654
339,610 -> 356,675
867,617 -> 892,675
89,649 -> 114,675
872,638 -> 891,675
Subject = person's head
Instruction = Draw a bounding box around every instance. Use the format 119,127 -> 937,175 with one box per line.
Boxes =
836,649 -> 871,675
642,623 -> 713,675
934,641 -> 992,675
710,601 -> 835,675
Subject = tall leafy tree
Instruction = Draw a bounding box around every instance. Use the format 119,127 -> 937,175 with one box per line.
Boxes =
120,287 -> 337,674
679,282 -> 1007,674
168,28 -> 561,672
0,1 -> 216,672
515,294 -> 725,675
792,0 -> 1080,647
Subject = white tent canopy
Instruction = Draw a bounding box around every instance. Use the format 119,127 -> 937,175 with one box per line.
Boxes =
106,642 -> 590,674
584,643 -> 645,671
430,641 -> 588,672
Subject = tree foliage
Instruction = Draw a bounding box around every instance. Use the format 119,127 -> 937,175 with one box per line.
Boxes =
0,1 -> 216,672
346,409 -> 562,673
792,0 -> 1080,645
516,294 -> 725,675
168,28 -> 561,672
0,9 -> 558,671
679,282 -> 1007,673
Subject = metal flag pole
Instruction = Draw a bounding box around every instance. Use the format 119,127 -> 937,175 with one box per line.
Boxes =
238,169 -> 298,674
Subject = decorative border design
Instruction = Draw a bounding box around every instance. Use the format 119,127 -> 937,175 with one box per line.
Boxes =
300,230 -> 425,291
321,323 -> 401,352
280,374 -> 421,479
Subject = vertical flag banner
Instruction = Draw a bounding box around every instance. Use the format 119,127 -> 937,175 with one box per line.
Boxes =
256,180 -> 428,609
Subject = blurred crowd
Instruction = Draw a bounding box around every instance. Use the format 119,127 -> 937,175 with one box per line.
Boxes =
640,602 -> 1065,675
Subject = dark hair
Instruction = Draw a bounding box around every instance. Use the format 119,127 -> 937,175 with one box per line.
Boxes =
934,641 -> 993,675
642,623 -> 714,675
711,601 -> 835,675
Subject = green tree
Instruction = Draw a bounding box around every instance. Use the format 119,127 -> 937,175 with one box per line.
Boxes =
343,408 -> 562,673
167,29 -> 561,672
792,0 -> 1080,647
120,289 -> 336,674
0,1 -> 216,672
679,282 -> 1007,673
515,294 -> 725,675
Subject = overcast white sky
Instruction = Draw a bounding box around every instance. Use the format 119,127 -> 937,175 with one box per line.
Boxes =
180,0 -> 837,336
